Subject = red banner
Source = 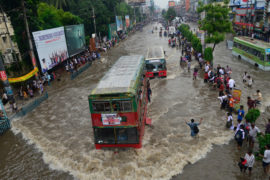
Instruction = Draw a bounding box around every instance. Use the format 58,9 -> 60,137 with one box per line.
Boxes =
0,71 -> 7,81
185,0 -> 190,11
169,1 -> 176,7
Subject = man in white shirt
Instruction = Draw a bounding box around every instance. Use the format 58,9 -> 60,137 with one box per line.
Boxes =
228,78 -> 235,90
248,123 -> 261,149
262,144 -> 270,174
205,64 -> 209,73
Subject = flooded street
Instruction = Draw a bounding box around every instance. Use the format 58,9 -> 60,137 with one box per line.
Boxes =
1,23 -> 270,180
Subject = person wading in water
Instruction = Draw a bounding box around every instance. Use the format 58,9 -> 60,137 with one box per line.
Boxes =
185,118 -> 203,137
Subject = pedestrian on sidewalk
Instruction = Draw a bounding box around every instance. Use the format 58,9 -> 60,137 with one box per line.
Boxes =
226,112 -> 234,129
244,150 -> 255,176
193,67 -> 198,80
260,144 -> 270,174
247,96 -> 256,110
185,118 -> 203,137
237,105 -> 245,123
248,123 -> 261,149
147,86 -> 152,103
265,119 -> 270,134
228,95 -> 235,114
235,124 -> 245,150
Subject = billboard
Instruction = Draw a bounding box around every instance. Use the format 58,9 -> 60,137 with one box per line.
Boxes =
64,24 -> 86,57
169,1 -> 176,7
116,16 -> 123,31
125,15 -> 130,28
32,27 -> 68,73
108,23 -> 118,40
229,0 -> 255,6
185,0 -> 190,11
128,0 -> 146,5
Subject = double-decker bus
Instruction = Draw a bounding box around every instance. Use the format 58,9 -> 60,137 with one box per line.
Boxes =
88,55 -> 148,149
145,47 -> 167,78
232,36 -> 270,71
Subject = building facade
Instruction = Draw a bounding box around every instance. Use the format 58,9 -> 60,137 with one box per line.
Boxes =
0,12 -> 21,65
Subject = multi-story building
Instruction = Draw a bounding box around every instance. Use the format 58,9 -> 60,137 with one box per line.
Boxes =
229,0 -> 270,41
0,12 -> 21,65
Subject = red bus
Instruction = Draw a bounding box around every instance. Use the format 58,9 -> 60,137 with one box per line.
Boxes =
88,55 -> 148,149
145,47 -> 167,78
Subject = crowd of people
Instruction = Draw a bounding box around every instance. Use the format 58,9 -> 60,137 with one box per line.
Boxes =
176,24 -> 270,177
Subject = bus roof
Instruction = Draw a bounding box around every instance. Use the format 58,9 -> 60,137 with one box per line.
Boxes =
234,36 -> 270,49
91,55 -> 144,95
146,47 -> 165,60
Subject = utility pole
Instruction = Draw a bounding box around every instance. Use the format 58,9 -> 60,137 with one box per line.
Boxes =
21,0 -> 38,78
91,5 -> 97,35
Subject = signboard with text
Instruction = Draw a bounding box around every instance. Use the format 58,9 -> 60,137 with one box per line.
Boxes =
32,27 -> 69,73
116,16 -> 123,31
102,114 -> 121,125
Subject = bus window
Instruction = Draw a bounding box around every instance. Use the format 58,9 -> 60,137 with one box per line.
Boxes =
94,128 -> 115,144
267,54 -> 270,62
92,101 -> 111,112
116,128 -> 138,144
112,100 -> 132,112
260,54 -> 265,61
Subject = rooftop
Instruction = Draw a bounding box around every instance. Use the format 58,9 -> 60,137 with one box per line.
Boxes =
91,55 -> 144,95
236,36 -> 270,49
146,47 -> 165,60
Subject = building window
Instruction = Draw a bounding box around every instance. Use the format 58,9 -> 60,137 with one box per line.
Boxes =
2,36 -> 7,43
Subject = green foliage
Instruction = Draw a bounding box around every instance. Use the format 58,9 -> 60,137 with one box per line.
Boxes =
165,7 -> 176,22
197,1 -> 232,51
37,3 -> 82,30
204,47 -> 213,62
179,24 -> 202,53
257,134 -> 270,160
44,0 -> 71,10
245,109 -> 260,123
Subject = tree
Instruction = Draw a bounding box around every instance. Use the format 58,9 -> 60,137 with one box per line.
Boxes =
42,0 -> 72,10
204,47 -> 213,63
165,7 -> 176,22
245,109 -> 260,123
37,2 -> 82,29
197,0 -> 232,51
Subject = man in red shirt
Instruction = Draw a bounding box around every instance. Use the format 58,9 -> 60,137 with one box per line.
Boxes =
247,96 -> 256,110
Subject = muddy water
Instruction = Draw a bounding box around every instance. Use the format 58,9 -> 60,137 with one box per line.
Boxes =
1,23 -> 270,180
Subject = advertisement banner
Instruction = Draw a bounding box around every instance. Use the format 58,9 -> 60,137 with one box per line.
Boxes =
108,23 -> 118,40
232,89 -> 242,104
125,15 -> 130,28
102,114 -> 121,125
32,27 -> 68,73
65,24 -> 86,57
116,16 -> 123,31
185,0 -> 190,11
169,1 -> 176,7
229,0 -> 255,6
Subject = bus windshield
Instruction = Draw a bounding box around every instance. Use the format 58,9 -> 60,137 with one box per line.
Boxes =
145,59 -> 166,72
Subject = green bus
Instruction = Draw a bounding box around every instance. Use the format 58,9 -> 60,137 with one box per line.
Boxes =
232,36 -> 270,71
88,55 -> 148,149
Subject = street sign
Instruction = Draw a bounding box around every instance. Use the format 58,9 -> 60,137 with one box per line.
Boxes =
0,71 -> 7,81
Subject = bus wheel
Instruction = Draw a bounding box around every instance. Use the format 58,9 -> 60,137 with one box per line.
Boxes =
238,55 -> 241,60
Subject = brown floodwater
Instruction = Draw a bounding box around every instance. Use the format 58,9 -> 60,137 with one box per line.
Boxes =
1,22 -> 270,180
